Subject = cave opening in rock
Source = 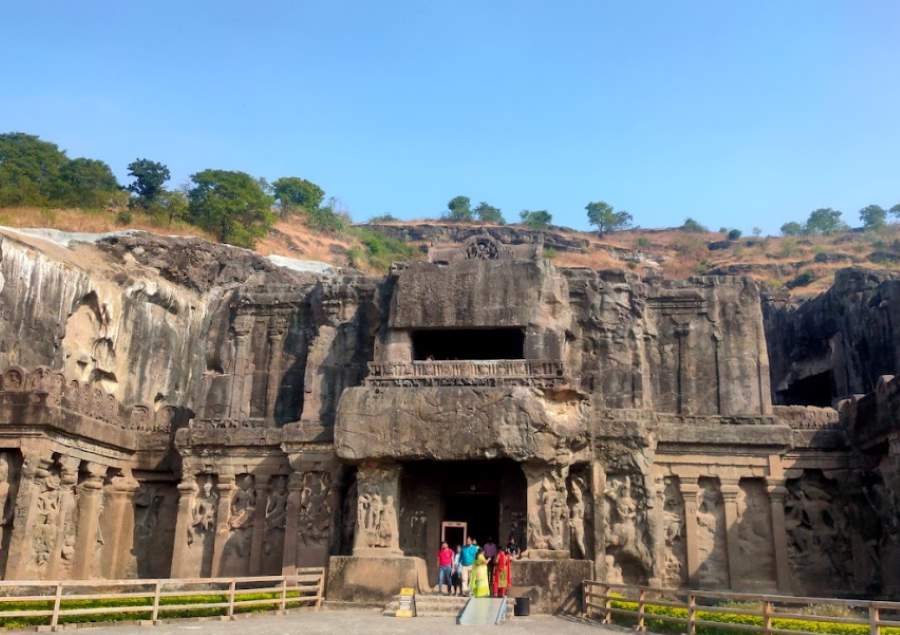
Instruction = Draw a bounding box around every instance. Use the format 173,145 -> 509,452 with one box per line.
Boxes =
779,370 -> 834,407
411,328 -> 525,360
399,460 -> 526,568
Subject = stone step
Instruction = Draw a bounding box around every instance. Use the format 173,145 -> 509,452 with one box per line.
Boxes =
383,593 -> 470,617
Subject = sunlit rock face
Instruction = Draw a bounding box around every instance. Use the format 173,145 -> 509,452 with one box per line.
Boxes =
0,227 -> 898,606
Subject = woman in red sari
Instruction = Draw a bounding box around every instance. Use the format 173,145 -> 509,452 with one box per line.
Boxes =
492,547 -> 512,597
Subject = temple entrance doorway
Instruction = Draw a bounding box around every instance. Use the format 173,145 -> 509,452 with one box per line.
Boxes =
444,492 -> 499,548
399,460 -> 526,584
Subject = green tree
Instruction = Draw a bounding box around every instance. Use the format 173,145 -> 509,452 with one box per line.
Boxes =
54,158 -> 120,208
445,195 -> 473,222
680,217 -> 708,232
187,170 -> 275,247
474,201 -> 504,224
585,200 -> 632,234
519,209 -> 552,229
890,203 -> 900,220
272,177 -> 325,216
127,159 -> 170,208
0,132 -> 69,206
727,228 -> 742,240
780,221 -> 804,236
153,189 -> 189,224
368,214 -> 398,223
859,204 -> 887,230
805,208 -> 843,235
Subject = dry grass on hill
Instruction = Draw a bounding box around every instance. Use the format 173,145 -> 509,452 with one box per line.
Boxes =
4,206 -> 898,295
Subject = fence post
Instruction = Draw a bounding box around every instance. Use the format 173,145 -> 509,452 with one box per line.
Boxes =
869,604 -> 881,635
279,576 -> 287,613
763,600 -> 773,635
227,579 -> 236,620
50,582 -> 63,631
316,569 -> 325,611
582,581 -> 588,619
604,584 -> 612,624
151,580 -> 161,624
688,592 -> 697,635
637,588 -> 646,632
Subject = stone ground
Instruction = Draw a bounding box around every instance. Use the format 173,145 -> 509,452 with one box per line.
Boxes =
23,608 -> 626,634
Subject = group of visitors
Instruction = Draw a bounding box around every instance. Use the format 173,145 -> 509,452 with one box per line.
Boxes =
437,534 -> 521,598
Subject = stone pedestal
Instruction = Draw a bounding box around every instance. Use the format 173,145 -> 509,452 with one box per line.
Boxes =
326,555 -> 428,603
508,558 -> 594,614
72,462 -> 107,579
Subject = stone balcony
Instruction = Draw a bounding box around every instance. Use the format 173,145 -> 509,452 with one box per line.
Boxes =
364,359 -> 566,388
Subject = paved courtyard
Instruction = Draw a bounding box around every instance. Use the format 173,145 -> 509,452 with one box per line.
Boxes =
25,608 -> 624,634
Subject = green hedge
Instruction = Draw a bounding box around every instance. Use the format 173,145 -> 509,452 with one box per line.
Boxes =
0,590 -> 312,629
598,598 -> 900,635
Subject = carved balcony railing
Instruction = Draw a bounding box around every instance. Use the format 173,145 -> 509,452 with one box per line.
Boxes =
365,359 -> 566,388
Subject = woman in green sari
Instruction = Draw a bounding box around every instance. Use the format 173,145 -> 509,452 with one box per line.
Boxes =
469,550 -> 491,598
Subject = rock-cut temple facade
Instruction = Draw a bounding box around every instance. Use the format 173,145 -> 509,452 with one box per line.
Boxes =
0,228 -> 898,611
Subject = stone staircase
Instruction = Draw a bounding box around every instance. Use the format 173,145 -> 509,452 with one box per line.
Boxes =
383,593 -> 470,618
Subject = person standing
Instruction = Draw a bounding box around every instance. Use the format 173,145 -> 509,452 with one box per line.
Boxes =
437,541 -> 454,595
451,545 -> 463,596
470,549 -> 490,597
492,546 -> 512,597
483,537 -> 498,586
506,533 -> 521,559
459,536 -> 478,594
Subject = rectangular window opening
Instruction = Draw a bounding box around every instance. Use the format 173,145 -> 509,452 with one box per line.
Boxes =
411,328 -> 525,361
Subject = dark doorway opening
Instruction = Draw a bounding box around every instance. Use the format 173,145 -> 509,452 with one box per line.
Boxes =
778,370 -> 833,407
411,328 -> 525,361
444,493 -> 499,548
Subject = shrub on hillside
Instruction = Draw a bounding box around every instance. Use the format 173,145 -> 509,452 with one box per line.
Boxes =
680,217 -> 708,232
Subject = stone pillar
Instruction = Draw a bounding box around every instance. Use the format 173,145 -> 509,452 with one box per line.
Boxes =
170,475 -> 198,578
48,456 -> 80,579
211,473 -> 236,576
72,462 -> 107,579
265,317 -> 288,420
720,478 -> 742,590
103,469 -> 140,578
352,461 -> 402,556
248,481 -> 269,575
228,314 -> 255,420
766,480 -> 792,593
281,472 -> 303,575
4,454 -> 54,579
678,477 -> 701,587
591,461 -> 607,576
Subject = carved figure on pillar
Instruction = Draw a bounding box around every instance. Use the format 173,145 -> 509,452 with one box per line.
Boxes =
189,476 -> 218,544
32,465 -> 61,571
226,474 -> 256,559
603,474 -> 653,583
568,475 -> 588,559
264,475 -> 288,558
353,463 -> 400,553
298,471 -> 334,547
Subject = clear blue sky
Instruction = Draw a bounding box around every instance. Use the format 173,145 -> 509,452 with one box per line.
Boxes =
2,1 -> 898,233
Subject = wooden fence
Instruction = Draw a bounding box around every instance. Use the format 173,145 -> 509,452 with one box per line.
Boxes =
0,569 -> 325,631
583,580 -> 900,635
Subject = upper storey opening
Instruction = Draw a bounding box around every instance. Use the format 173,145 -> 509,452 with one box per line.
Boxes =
411,328 -> 525,361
